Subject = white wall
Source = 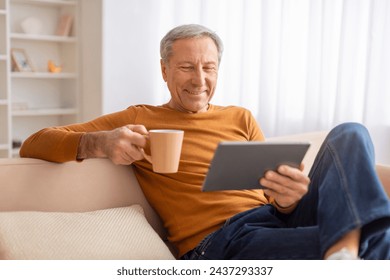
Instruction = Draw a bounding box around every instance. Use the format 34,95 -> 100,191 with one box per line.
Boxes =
80,0 -> 169,119
102,0 -> 168,115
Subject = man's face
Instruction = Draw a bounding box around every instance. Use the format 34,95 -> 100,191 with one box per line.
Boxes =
161,37 -> 219,113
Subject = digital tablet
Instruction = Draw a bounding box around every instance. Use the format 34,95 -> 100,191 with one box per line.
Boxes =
202,141 -> 310,191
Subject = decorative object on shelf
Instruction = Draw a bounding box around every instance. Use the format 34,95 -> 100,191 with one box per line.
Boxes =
11,48 -> 34,72
48,60 -> 62,73
20,17 -> 43,35
56,14 -> 73,36
12,140 -> 22,149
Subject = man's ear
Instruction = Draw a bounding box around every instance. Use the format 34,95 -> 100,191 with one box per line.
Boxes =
160,59 -> 167,82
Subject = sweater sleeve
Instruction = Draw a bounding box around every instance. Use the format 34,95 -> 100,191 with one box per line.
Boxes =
245,109 -> 265,141
20,107 -> 139,163
20,127 -> 84,163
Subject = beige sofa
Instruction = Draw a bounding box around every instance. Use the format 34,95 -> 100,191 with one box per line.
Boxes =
0,132 -> 389,259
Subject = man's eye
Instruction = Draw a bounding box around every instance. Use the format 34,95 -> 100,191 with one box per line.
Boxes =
180,66 -> 193,71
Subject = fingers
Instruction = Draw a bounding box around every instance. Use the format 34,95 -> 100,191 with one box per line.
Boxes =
126,124 -> 149,138
261,166 -> 309,190
123,124 -> 149,148
260,164 -> 310,207
103,125 -> 149,165
277,165 -> 310,186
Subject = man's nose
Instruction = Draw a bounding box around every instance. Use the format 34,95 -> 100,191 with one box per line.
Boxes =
192,68 -> 206,86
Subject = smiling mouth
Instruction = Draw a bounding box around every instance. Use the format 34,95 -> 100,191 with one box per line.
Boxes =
186,89 -> 207,95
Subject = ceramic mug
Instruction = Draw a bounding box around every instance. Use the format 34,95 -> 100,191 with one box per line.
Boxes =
142,129 -> 184,173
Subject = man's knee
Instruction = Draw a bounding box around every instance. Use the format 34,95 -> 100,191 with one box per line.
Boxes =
329,122 -> 371,145
331,122 -> 368,137
325,122 -> 375,162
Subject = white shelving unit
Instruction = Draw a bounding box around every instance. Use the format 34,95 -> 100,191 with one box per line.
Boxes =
11,33 -> 77,43
0,0 -> 79,158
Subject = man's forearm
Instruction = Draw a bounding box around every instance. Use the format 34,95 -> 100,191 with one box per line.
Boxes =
77,125 -> 149,165
77,131 -> 107,160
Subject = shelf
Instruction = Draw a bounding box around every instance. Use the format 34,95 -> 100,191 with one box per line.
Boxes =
0,99 -> 8,105
0,10 -> 6,15
11,0 -> 77,7
12,107 -> 77,116
11,72 -> 77,79
11,33 -> 77,43
0,54 -> 7,60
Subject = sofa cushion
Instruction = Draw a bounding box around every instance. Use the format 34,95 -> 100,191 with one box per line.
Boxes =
0,205 -> 175,260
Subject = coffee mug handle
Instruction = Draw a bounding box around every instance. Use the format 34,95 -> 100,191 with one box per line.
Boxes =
140,148 -> 153,164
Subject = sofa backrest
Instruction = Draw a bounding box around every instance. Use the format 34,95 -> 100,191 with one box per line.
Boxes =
268,131 -> 390,197
0,158 -> 166,238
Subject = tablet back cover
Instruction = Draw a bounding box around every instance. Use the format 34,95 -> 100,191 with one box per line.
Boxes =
202,142 -> 310,191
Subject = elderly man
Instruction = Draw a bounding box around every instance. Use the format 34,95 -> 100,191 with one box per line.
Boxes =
20,24 -> 390,260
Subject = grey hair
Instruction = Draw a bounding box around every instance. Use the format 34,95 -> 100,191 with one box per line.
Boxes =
160,24 -> 224,65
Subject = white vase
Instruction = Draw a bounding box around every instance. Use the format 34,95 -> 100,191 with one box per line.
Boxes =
20,17 -> 43,35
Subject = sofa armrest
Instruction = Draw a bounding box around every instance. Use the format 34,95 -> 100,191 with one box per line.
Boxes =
377,164 -> 390,197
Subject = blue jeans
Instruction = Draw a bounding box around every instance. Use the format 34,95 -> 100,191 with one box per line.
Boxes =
182,123 -> 390,259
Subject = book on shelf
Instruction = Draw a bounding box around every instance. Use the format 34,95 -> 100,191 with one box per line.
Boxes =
56,14 -> 74,36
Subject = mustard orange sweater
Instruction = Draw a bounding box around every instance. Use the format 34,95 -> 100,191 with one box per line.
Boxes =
21,104 -> 281,257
